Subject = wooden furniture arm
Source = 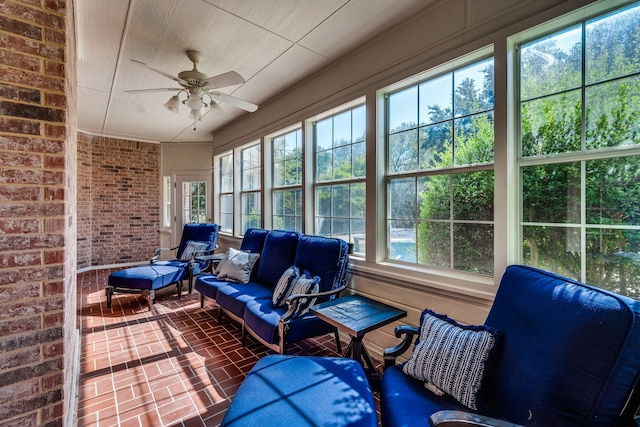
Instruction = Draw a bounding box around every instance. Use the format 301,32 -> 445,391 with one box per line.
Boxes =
383,325 -> 419,369
280,282 -> 349,323
151,246 -> 179,263
430,410 -> 525,427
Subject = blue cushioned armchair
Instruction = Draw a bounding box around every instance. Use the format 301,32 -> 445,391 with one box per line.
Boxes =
151,223 -> 220,294
381,265 -> 640,427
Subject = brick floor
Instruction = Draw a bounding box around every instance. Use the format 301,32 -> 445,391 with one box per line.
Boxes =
77,269 -> 381,426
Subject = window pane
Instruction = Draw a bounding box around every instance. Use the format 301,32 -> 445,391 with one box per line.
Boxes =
586,156 -> 640,226
521,90 -> 582,156
389,178 -> 416,219
522,163 -> 581,224
333,110 -> 351,147
452,170 -> 494,221
417,221 -> 450,268
522,225 -> 581,280
418,175 -> 450,220
388,129 -> 418,173
389,220 -> 416,262
454,112 -> 494,165
389,86 -> 418,132
352,105 -> 366,142
316,151 -> 333,182
316,186 -> 331,216
454,58 -> 494,116
520,26 -> 582,101
333,145 -> 352,179
316,118 -> 332,151
453,223 -> 493,274
419,121 -> 452,169
350,182 -> 366,218
352,141 -> 366,178
332,184 -> 349,217
420,73 -> 452,126
587,228 -> 640,298
585,5 -> 640,85
241,192 -> 261,232
585,76 -> 640,150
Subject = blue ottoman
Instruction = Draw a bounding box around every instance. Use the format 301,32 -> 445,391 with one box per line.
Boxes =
221,355 -> 378,427
106,265 -> 185,310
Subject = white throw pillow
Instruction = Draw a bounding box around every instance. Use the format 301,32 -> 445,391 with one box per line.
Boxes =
216,247 -> 260,284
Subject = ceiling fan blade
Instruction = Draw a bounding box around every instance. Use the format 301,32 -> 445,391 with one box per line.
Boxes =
202,71 -> 245,89
131,59 -> 187,85
124,88 -> 182,94
212,92 -> 258,112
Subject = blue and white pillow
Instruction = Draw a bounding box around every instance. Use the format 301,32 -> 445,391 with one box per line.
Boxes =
179,240 -> 209,261
288,273 -> 320,317
272,266 -> 300,307
402,309 -> 502,411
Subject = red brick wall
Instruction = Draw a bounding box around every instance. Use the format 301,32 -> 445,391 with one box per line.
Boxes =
77,133 -> 160,267
77,132 -> 91,269
0,1 -> 72,426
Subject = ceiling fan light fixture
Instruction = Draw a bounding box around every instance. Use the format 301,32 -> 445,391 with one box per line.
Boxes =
189,108 -> 202,121
164,95 -> 181,113
185,93 -> 204,110
210,101 -> 223,115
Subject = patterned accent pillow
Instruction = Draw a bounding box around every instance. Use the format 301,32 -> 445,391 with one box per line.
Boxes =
179,241 -> 209,261
272,266 -> 300,307
216,247 -> 260,284
288,273 -> 320,317
402,309 -> 502,411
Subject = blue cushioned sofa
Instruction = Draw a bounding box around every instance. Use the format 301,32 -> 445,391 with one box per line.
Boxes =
381,265 -> 640,427
194,228 -> 350,354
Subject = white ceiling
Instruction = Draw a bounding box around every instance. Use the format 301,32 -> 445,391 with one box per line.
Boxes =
76,0 -> 433,143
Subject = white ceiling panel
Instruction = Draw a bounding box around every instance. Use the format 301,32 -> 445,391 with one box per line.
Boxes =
76,0 -> 434,143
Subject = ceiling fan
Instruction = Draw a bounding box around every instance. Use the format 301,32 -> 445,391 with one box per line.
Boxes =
125,50 -> 258,128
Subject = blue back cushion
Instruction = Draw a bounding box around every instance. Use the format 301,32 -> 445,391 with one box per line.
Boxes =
293,235 -> 349,297
176,223 -> 220,259
239,228 -> 269,253
255,230 -> 300,288
484,265 -> 640,426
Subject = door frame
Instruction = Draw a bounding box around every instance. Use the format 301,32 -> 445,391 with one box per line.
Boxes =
173,170 -> 212,245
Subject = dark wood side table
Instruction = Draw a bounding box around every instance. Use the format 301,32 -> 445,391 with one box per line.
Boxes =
311,294 -> 407,388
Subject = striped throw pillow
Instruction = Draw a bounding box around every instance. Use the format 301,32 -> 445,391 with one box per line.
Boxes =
402,309 -> 501,411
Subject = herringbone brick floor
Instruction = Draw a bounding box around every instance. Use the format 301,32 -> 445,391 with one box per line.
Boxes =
76,268 -> 381,426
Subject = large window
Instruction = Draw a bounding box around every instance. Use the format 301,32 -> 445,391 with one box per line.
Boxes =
241,143 -> 261,232
518,3 -> 640,296
386,55 -> 495,274
219,153 -> 233,233
314,105 -> 366,255
272,128 -> 302,232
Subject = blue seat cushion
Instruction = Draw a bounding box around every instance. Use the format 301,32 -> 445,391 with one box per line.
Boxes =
194,274 -> 228,300
221,355 -> 378,427
216,282 -> 273,318
381,364 -> 465,427
244,298 -> 338,345
108,265 -> 185,290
